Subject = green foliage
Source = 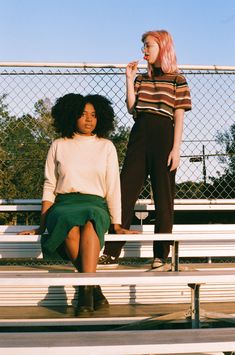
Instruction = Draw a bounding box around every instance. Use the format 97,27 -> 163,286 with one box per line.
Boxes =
208,123 -> 235,198
0,97 -> 56,199
110,123 -> 131,167
175,181 -> 210,199
208,173 -> 235,198
216,123 -> 235,175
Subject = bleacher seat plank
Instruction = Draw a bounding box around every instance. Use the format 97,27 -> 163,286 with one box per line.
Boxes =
0,280 -> 235,307
1,198 -> 235,212
0,205 -> 41,211
0,328 -> 234,354
1,223 -> 234,233
1,229 -> 235,270
136,198 -> 235,211
0,199 -> 234,264
1,232 -> 235,242
0,316 -> 148,328
0,269 -> 235,286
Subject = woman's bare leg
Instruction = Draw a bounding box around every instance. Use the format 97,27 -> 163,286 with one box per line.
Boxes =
64,223 -> 100,314
64,226 -> 80,270
79,221 -> 100,272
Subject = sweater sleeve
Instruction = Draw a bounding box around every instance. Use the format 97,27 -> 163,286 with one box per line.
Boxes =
42,141 -> 58,203
105,142 -> 122,224
134,74 -> 143,96
175,74 -> 192,111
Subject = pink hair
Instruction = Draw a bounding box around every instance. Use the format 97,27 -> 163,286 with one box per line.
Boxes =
142,30 -> 179,76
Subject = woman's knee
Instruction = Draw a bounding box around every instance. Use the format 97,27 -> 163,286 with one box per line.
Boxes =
66,226 -> 80,241
83,220 -> 95,232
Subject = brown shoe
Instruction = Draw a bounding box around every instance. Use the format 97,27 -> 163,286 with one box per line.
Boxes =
75,285 -> 94,316
93,285 -> 109,310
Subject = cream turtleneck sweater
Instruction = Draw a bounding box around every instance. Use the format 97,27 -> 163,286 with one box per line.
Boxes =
42,134 -> 121,224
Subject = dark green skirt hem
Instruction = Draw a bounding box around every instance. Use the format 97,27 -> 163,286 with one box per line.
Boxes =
41,193 -> 110,260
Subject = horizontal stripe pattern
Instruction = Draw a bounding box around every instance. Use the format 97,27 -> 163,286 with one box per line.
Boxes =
134,71 -> 192,120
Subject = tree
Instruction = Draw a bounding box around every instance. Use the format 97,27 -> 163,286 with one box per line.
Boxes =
208,123 -> 235,198
217,123 -> 235,176
0,98 -> 56,200
175,181 -> 211,199
110,124 -> 131,168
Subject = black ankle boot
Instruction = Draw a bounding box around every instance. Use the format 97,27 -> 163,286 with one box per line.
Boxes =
93,285 -> 109,310
76,285 -> 94,316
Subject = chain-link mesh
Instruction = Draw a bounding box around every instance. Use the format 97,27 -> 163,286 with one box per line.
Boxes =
0,64 -> 234,201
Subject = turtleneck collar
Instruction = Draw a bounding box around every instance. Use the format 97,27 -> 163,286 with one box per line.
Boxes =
153,67 -> 164,76
73,133 -> 97,140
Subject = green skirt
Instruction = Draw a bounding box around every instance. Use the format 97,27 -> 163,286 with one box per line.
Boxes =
41,193 -> 111,260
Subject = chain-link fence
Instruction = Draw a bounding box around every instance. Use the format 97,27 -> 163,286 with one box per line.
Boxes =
0,63 -> 234,201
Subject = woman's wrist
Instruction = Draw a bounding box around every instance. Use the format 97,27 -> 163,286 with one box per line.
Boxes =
110,224 -> 122,232
172,145 -> 181,152
113,223 -> 121,229
126,74 -> 135,82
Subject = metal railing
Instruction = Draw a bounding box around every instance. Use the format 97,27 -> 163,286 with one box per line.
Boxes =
0,62 -> 234,200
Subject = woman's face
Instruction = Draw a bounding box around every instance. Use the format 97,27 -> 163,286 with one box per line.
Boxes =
77,103 -> 97,135
142,35 -> 160,66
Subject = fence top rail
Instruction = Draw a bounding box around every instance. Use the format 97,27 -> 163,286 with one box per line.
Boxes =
0,62 -> 234,71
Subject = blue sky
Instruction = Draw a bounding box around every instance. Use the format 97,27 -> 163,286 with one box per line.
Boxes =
1,0 -> 235,65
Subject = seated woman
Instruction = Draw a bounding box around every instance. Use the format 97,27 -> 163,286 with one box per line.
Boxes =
19,93 -> 129,315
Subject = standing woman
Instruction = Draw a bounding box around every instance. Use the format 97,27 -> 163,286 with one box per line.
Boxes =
100,30 -> 192,270
20,93 -> 126,314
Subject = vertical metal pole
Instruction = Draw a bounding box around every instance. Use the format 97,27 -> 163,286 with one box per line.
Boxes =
171,241 -> 179,271
202,144 -> 206,185
188,283 -> 201,328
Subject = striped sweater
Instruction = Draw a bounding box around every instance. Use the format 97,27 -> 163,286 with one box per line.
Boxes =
134,68 -> 192,120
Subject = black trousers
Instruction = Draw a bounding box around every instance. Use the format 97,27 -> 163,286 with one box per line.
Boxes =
104,113 -> 176,260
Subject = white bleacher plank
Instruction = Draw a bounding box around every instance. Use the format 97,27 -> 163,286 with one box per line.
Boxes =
1,270 -> 235,286
106,233 -> 235,241
0,235 -> 40,242
0,328 -> 235,354
175,198 -> 235,205
0,205 -> 41,211
138,204 -> 235,211
135,198 -> 235,211
1,198 -> 235,212
2,230 -> 235,242
133,224 -> 235,232
1,224 -> 234,233
0,316 -> 149,327
0,225 -> 38,233
0,228 -> 235,260
0,199 -> 41,204
136,198 -> 235,205
0,281 -> 235,307
120,242 -> 235,258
